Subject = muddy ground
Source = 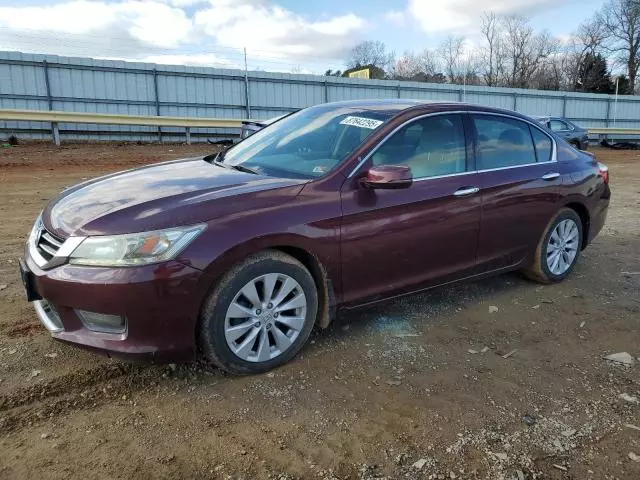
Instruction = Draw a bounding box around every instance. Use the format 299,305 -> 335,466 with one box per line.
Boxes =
0,143 -> 638,480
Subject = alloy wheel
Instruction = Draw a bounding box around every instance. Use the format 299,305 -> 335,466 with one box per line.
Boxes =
224,273 -> 307,362
546,219 -> 579,275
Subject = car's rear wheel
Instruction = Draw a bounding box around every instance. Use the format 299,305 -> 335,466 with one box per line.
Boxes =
523,208 -> 583,284
199,250 -> 318,374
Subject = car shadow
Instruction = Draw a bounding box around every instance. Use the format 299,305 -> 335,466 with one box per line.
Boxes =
318,271 -> 529,343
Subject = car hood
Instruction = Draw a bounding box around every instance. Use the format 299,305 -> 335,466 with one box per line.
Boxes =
43,157 -> 307,237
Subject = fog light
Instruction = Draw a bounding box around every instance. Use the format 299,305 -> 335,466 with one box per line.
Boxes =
76,310 -> 126,334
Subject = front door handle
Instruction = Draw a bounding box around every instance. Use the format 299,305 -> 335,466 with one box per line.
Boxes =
541,172 -> 560,180
453,186 -> 480,197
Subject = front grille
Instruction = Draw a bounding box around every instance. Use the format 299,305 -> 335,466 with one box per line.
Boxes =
36,227 -> 64,261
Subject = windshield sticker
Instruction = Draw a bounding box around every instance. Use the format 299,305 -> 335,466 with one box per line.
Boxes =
312,166 -> 328,174
339,116 -> 384,130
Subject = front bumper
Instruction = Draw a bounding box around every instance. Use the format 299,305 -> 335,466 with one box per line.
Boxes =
24,250 -> 214,362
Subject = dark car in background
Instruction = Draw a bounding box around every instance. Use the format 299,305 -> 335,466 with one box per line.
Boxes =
240,113 -> 292,139
20,100 -> 610,374
535,116 -> 590,150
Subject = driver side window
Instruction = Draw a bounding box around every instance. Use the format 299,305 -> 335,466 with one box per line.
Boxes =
372,114 -> 467,178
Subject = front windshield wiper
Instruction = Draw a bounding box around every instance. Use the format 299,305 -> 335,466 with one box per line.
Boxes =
205,148 -> 259,175
227,163 -> 260,175
203,146 -> 229,164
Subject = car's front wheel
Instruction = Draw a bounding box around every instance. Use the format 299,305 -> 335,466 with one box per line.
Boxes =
199,250 -> 318,374
523,208 -> 583,284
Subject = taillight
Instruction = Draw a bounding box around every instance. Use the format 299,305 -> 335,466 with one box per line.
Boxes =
597,162 -> 609,184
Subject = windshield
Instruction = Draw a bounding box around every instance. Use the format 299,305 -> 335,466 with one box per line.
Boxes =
222,105 -> 393,179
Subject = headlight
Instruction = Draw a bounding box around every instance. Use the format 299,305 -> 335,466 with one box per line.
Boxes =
68,224 -> 206,267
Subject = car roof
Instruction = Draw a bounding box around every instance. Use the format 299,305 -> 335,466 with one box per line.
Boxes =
533,115 -> 571,122
320,99 -> 427,109
317,99 -> 538,123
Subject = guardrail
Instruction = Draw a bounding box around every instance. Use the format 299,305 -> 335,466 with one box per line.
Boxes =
586,127 -> 640,136
0,109 -> 246,145
2,108 -> 640,146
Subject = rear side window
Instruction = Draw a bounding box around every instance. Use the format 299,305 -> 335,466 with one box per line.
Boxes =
550,119 -> 570,132
530,126 -> 553,162
473,115 -> 537,169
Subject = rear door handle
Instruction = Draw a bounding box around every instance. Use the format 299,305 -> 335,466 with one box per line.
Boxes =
541,172 -> 560,180
453,186 -> 480,197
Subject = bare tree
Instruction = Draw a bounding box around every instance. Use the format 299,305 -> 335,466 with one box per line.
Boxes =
558,50 -> 585,90
529,55 -> 565,90
392,49 -> 440,80
598,0 -> 640,93
392,51 -> 420,79
461,52 -> 483,86
415,49 -> 440,78
502,15 -> 558,88
346,40 -> 395,72
576,17 -> 608,56
438,35 -> 466,83
479,12 -> 504,86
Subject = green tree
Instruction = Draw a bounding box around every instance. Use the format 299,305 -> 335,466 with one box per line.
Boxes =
613,75 -> 631,94
575,52 -> 615,93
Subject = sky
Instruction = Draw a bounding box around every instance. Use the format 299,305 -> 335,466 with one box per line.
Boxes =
0,0 -> 607,73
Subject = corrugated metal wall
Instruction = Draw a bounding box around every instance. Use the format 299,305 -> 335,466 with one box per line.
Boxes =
1,50 -> 639,142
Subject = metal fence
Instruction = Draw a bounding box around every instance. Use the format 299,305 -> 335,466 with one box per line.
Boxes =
1,50 -> 639,143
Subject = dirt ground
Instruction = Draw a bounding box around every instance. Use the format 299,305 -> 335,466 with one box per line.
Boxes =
0,143 -> 638,480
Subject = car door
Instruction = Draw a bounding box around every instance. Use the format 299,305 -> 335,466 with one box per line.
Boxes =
471,114 -> 561,271
339,113 -> 482,306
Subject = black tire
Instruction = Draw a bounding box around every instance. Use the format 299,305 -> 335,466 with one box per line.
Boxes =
522,208 -> 583,284
199,250 -> 318,374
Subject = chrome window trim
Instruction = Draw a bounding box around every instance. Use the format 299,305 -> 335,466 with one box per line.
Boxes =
347,109 -> 557,180
477,161 -> 551,173
470,111 -> 557,165
412,170 -> 477,182
412,161 -> 555,182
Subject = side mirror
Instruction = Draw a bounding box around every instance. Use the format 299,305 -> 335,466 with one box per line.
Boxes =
360,165 -> 413,190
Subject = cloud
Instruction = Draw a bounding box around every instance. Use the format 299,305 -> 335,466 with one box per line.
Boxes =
140,53 -> 238,68
163,0 -> 208,6
194,2 -> 366,60
407,0 -> 567,34
383,10 -> 407,28
0,2 -> 117,35
0,1 -> 192,53
0,0 -> 365,72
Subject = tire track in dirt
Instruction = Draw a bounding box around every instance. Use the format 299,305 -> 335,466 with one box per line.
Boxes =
0,363 -> 166,434
0,363 -> 137,411
3,321 -> 42,338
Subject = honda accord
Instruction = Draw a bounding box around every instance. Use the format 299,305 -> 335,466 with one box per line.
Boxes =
20,100 -> 610,374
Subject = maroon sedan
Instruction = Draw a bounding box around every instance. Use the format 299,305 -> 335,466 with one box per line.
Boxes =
20,100 -> 610,374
